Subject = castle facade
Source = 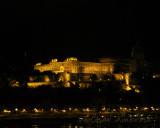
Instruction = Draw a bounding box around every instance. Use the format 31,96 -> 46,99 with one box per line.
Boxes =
28,57 -> 133,88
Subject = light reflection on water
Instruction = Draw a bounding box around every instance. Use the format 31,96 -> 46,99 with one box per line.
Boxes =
0,123 -> 159,128
31,124 -> 158,128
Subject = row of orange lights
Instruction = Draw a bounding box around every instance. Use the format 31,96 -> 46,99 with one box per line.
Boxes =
118,107 -> 160,112
2,107 -> 160,113
2,108 -> 88,113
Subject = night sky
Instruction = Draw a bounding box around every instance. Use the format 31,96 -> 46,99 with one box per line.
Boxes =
0,0 -> 160,65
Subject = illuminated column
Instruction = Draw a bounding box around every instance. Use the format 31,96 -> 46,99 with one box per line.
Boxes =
106,64 -> 109,73
60,66 -> 64,72
125,73 -> 130,85
44,76 -> 50,82
64,72 -> 71,87
110,64 -> 114,74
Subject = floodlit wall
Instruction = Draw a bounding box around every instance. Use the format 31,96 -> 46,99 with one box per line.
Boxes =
34,58 -> 115,74
27,82 -> 56,88
32,57 -> 132,87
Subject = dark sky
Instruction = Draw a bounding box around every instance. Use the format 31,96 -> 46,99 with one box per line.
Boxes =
0,0 -> 160,64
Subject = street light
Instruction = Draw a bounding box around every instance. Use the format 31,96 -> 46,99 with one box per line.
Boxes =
15,108 -> 18,112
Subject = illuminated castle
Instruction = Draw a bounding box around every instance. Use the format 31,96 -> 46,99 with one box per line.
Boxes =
28,57 -> 133,88
34,57 -> 114,74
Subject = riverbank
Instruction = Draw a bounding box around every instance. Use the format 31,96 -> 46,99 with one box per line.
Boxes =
1,112 -> 160,124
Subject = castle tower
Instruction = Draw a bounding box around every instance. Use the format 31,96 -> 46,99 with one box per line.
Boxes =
131,42 -> 148,72
131,42 -> 145,60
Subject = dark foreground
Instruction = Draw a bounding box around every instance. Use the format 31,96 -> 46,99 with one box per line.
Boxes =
0,120 -> 160,128
0,113 -> 160,128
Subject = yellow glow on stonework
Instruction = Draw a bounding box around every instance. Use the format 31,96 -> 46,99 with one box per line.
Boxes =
52,59 -> 58,62
33,57 -> 133,88
66,57 -> 78,61
36,63 -> 42,66
45,77 -> 50,82
124,86 -> 132,91
135,89 -> 140,93
34,57 -> 115,76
